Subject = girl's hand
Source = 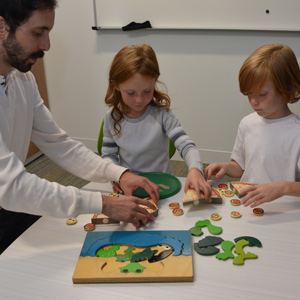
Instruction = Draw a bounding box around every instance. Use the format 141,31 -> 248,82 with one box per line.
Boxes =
204,163 -> 229,180
185,168 -> 212,200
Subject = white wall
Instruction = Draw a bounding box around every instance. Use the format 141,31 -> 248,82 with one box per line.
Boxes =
44,0 -> 300,163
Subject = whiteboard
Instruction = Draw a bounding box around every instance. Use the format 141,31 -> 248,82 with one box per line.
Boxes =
93,0 -> 300,31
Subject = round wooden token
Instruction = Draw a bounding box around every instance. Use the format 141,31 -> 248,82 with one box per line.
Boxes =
230,199 -> 241,206
169,202 -> 180,209
223,189 -> 235,197
108,192 -> 119,197
253,208 -> 264,216
84,223 -> 96,231
230,211 -> 242,218
218,183 -> 228,189
210,213 -> 222,221
172,208 -> 184,216
66,218 -> 77,225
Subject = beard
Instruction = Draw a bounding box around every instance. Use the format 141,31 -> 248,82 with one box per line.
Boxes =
2,32 -> 44,73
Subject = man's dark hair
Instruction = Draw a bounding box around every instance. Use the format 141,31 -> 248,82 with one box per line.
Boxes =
0,0 -> 57,33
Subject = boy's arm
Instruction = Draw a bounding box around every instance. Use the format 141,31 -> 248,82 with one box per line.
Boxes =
205,160 -> 243,180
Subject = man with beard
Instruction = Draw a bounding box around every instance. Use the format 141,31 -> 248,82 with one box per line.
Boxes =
0,0 -> 159,251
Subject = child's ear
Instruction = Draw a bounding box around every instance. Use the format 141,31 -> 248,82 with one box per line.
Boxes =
111,80 -> 120,91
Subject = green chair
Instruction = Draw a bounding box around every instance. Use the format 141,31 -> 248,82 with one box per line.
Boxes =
97,118 -> 176,158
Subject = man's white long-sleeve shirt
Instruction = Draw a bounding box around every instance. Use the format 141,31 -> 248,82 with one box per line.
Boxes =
0,69 -> 126,217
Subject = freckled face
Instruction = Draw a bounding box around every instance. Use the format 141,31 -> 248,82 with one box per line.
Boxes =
115,73 -> 156,119
247,81 -> 291,119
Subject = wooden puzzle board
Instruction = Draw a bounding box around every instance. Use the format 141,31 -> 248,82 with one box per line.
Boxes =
73,230 -> 193,283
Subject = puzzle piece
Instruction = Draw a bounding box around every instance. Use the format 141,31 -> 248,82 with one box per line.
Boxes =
194,244 -> 220,256
189,226 -> 203,236
234,236 -> 262,248
131,247 -> 158,263
120,262 -> 146,274
91,213 -> 120,225
193,236 -> 224,256
195,219 -> 223,235
216,241 -> 235,260
197,236 -> 224,248
183,188 -> 222,205
96,245 -> 121,258
230,181 -> 254,197
115,246 -> 136,262
233,239 -> 258,265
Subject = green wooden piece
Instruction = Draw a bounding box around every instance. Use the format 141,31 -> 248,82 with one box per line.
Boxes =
115,246 -> 136,262
216,240 -> 235,260
190,226 -> 203,236
234,236 -> 262,247
120,262 -> 146,274
131,247 -> 158,262
96,245 -> 120,258
197,236 -> 224,248
194,243 -> 220,256
195,219 -> 223,235
233,239 -> 258,265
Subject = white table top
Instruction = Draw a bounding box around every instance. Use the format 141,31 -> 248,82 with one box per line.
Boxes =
0,178 -> 300,300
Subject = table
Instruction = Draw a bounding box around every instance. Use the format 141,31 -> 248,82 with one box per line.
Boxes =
0,178 -> 299,300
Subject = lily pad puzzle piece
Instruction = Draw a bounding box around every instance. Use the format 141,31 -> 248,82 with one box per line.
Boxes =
190,226 -> 203,236
193,236 -> 223,256
234,236 -> 262,248
195,219 -> 223,235
233,239 -> 258,265
197,236 -> 224,248
194,243 -> 220,256
216,241 -> 235,260
96,245 -> 121,258
115,246 -> 136,262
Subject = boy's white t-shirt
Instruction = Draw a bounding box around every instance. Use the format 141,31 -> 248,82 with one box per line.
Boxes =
231,112 -> 300,184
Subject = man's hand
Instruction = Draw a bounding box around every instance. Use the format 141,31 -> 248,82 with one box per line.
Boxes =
102,195 -> 156,228
119,171 -> 160,203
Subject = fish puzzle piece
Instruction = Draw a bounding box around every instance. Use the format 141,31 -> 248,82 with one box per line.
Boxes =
193,236 -> 224,256
216,241 -> 235,260
234,236 -> 262,248
195,219 -> 223,235
233,239 -> 258,265
183,188 -> 222,205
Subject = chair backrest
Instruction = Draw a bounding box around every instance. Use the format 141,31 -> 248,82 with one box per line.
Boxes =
97,118 -> 176,159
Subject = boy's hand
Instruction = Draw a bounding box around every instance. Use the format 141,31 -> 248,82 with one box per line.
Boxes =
240,182 -> 285,207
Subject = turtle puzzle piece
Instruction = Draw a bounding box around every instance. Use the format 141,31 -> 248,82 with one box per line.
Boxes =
233,239 -> 258,265
195,219 -> 223,235
216,240 -> 235,260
